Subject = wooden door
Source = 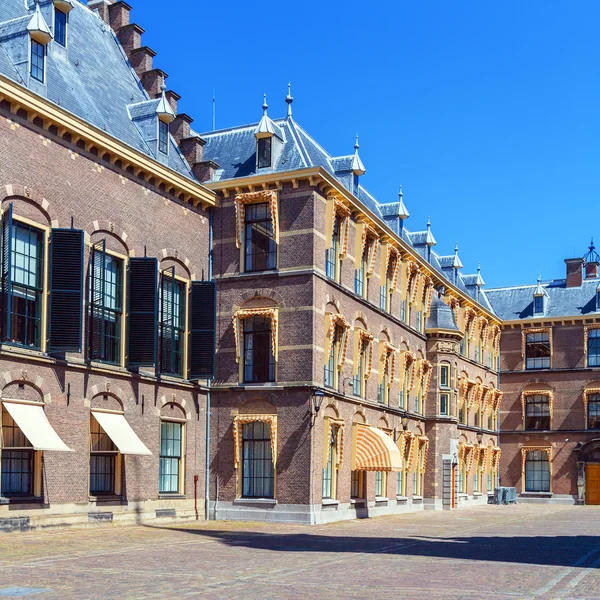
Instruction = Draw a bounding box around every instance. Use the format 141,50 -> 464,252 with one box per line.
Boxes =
586,465 -> 600,505
451,465 -> 456,509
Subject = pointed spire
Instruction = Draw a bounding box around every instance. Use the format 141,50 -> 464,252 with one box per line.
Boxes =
255,92 -> 279,137
425,216 -> 437,246
584,237 -> 600,264
351,135 -> 366,176
475,263 -> 485,287
285,83 -> 294,118
262,93 -> 268,116
156,83 -> 175,124
397,185 -> 409,219
534,274 -> 544,296
451,243 -> 463,269
28,0 -> 52,44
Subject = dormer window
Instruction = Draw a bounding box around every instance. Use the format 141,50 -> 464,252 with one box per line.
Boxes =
54,8 -> 67,47
534,295 -> 544,315
596,288 -> 600,312
30,40 -> 45,83
257,137 -> 272,169
158,120 -> 169,155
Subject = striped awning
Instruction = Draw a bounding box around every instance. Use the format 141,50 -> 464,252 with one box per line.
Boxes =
353,425 -> 402,472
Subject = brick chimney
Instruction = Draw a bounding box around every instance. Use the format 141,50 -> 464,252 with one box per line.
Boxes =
565,258 -> 584,288
586,261 -> 599,279
108,1 -> 132,30
87,0 -> 113,23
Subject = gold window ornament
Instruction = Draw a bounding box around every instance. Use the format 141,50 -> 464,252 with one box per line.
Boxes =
422,276 -> 435,314
418,436 -> 430,474
323,417 -> 345,469
324,313 -> 351,368
491,324 -> 502,354
233,414 -> 277,468
583,388 -> 600,424
382,245 -> 401,291
464,307 -> 478,340
466,380 -> 478,410
583,324 -> 600,354
353,329 -> 375,378
520,327 -> 552,358
520,445 -> 552,474
326,198 -> 351,256
479,317 -> 490,345
419,360 -> 433,398
234,190 -> 279,248
403,431 -> 417,472
380,341 -> 398,386
458,443 -> 475,472
232,307 -> 279,363
357,222 -> 380,276
491,447 -> 502,471
520,389 -> 554,418
448,296 -> 461,325
406,261 -> 421,303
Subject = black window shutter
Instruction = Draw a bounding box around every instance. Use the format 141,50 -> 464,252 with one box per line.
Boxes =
49,228 -> 84,352
128,257 -> 158,367
189,280 -> 216,380
0,203 -> 12,342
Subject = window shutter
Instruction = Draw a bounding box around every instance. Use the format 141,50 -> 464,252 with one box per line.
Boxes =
49,228 -> 84,352
128,257 -> 158,367
189,280 -> 216,380
0,203 -> 12,342
88,240 -> 106,360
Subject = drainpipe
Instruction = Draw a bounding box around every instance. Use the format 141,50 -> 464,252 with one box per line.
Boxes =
205,207 -> 214,520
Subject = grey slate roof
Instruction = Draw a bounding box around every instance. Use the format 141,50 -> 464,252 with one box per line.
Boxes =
199,112 -> 497,313
0,0 -> 195,180
426,295 -> 460,331
485,278 -> 600,321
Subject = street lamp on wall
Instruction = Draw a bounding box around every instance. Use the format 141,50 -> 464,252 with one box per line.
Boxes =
401,414 -> 409,431
476,430 -> 483,446
311,389 -> 326,417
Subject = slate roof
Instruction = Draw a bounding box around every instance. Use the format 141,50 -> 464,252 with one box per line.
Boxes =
0,0 -> 194,180
426,295 -> 460,332
485,278 -> 600,321
199,112 -> 497,313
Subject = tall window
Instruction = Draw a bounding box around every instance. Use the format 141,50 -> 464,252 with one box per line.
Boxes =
440,364 -> 449,388
396,470 -> 406,497
588,393 -> 600,429
1,407 -> 34,497
90,417 -> 117,495
55,9 -> 67,47
159,270 -> 186,377
242,421 -> 274,498
533,295 -> 544,315
525,394 -> 550,430
243,315 -> 275,383
416,310 -> 422,333
588,329 -> 600,367
351,470 -> 365,499
525,332 -> 550,369
89,242 -> 123,365
375,471 -> 386,497
257,138 -> 272,168
244,203 -> 276,272
324,326 -> 340,389
525,450 -> 550,492
322,424 -> 338,500
326,216 -> 341,281
355,242 -> 368,297
475,343 -> 481,363
440,393 -> 449,415
158,120 -> 169,155
3,221 -> 44,348
399,388 -> 405,409
159,421 -> 183,494
30,40 -> 45,83
400,299 -> 407,324
459,399 -> 467,424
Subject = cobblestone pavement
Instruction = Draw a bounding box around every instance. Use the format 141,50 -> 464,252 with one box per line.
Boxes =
1,505 -> 600,599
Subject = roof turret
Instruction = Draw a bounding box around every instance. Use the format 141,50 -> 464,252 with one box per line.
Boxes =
351,135 -> 366,176
27,1 -> 52,44
156,84 -> 175,124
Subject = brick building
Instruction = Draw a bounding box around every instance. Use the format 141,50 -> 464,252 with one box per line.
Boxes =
200,94 -> 502,524
0,0 -> 217,530
486,244 -> 600,504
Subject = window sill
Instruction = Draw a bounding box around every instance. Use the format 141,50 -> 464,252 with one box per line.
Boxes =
233,497 -> 277,505
412,495 -> 423,502
473,492 -> 482,497
396,495 -> 408,502
375,496 -> 388,504
89,361 -> 128,374
520,492 -> 552,497
321,499 -> 339,506
89,495 -> 124,503
158,494 -> 186,500
0,496 -> 43,505
458,493 -> 468,499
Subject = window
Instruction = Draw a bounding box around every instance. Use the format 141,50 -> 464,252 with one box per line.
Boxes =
322,424 -> 339,500
325,216 -> 341,281
158,120 -> 169,155
398,388 -> 405,409
475,343 -> 481,363
524,450 -> 550,492
525,332 -> 550,369
351,470 -> 365,499
243,315 -> 275,383
159,421 -> 183,494
588,329 -> 600,367
534,295 -> 544,315
375,471 -> 386,497
242,421 -> 274,498
1,407 -> 34,497
588,393 -> 600,429
244,203 -> 276,272
396,470 -> 406,496
324,326 -> 340,389
55,9 -> 67,47
89,242 -> 123,365
525,394 -> 551,430
440,393 -> 449,415
400,299 -> 407,324
414,388 -> 422,414
30,40 -> 45,83
459,399 -> 467,424
2,220 -> 44,348
257,137 -> 272,168
440,364 -> 449,388
458,464 -> 467,493
159,270 -> 186,377
90,417 -> 118,496
355,242 -> 368,297
353,339 -> 367,398
416,310 -> 423,334
460,338 -> 466,357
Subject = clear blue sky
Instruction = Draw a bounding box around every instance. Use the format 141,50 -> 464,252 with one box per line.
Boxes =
100,0 -> 599,289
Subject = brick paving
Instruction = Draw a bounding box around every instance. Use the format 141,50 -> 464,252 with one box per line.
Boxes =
1,505 -> 600,599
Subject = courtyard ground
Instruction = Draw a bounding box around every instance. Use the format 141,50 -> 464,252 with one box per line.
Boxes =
0,504 -> 599,599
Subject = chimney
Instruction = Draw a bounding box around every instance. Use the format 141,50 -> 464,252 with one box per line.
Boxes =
586,261 -> 599,279
192,161 -> 220,183
170,114 -> 194,144
116,23 -> 144,55
565,258 -> 584,288
129,46 -> 156,77
87,0 -> 113,24
108,1 -> 131,30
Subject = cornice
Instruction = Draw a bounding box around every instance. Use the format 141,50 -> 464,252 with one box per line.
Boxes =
0,74 -> 215,209
206,167 -> 500,324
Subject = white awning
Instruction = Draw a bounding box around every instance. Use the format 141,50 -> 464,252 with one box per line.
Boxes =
91,411 -> 152,456
2,401 -> 72,452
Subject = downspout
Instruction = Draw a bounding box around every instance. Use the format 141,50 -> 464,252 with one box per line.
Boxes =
205,206 -> 214,520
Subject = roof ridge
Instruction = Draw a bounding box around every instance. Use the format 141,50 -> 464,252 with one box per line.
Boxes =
285,118 -> 310,168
